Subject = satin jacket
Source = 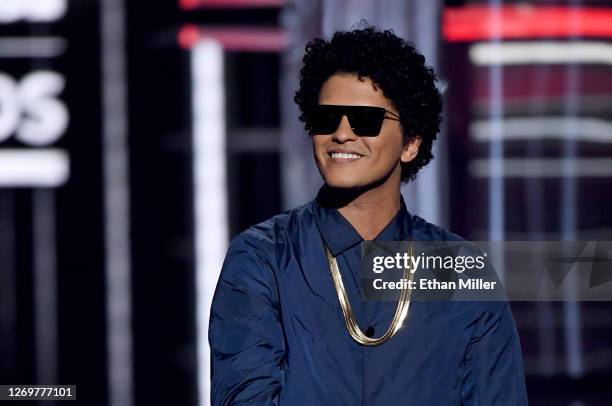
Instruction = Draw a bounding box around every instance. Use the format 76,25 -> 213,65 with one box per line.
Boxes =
209,196 -> 528,405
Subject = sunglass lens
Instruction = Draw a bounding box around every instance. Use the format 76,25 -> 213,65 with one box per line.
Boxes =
347,107 -> 385,136
309,106 -> 341,134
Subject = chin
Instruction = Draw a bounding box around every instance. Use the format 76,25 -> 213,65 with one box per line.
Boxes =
321,164 -> 400,192
323,173 -> 373,190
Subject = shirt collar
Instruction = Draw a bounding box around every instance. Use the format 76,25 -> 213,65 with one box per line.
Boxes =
313,188 -> 413,257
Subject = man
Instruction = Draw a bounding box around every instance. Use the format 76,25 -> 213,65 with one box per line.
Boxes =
209,27 -> 528,405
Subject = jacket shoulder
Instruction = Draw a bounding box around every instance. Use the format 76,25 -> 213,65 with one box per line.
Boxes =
233,200 -> 315,247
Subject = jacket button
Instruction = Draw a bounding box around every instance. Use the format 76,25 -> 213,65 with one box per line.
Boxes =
365,326 -> 375,338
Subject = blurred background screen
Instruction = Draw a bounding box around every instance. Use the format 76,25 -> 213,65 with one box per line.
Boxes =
1,0 -> 612,405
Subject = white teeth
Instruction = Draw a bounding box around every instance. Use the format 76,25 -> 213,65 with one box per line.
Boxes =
331,152 -> 361,159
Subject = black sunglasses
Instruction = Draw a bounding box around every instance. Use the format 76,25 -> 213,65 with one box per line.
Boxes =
307,104 -> 400,137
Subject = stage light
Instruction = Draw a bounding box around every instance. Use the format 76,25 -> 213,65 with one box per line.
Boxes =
191,39 -> 228,406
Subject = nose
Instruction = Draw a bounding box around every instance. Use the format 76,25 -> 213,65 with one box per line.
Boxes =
332,115 -> 358,143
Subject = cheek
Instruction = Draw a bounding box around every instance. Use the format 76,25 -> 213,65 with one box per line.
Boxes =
364,134 -> 403,162
311,136 -> 321,151
312,137 -> 328,161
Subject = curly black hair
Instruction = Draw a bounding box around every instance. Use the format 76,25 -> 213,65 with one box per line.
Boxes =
294,27 -> 442,182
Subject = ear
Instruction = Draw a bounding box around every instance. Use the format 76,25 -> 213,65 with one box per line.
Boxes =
401,136 -> 422,163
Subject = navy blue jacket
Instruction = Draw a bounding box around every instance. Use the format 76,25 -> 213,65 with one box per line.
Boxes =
209,197 -> 528,405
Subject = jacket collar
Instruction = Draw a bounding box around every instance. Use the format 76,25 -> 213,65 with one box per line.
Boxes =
313,187 -> 413,257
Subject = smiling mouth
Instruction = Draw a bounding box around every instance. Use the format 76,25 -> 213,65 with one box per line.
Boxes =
329,152 -> 363,161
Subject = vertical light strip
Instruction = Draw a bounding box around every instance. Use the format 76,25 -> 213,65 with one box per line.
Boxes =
402,0 -> 445,227
192,40 -> 228,406
100,0 -> 133,405
487,1 -> 505,280
561,5 -> 583,375
33,190 -> 58,388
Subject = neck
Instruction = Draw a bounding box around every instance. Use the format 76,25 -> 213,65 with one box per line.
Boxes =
317,168 -> 402,240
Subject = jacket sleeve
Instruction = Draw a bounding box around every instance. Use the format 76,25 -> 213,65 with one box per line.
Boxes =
461,302 -> 529,405
209,233 -> 286,406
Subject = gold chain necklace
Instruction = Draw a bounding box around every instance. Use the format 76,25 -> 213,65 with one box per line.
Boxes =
324,241 -> 414,346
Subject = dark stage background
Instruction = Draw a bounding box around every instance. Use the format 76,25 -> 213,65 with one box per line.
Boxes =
1,0 -> 612,405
